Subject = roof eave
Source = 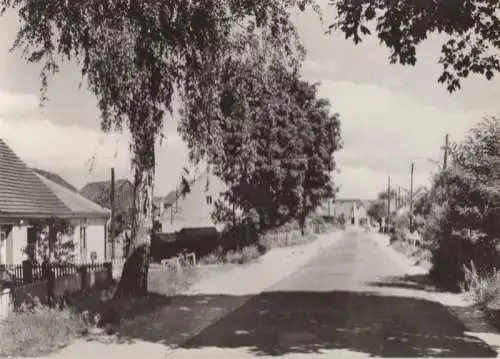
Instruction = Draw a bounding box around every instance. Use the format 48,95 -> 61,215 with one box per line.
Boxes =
0,211 -> 109,220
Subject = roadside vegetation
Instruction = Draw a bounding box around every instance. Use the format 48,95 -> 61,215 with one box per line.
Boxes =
368,117 -> 500,325
0,264 -> 200,357
199,215 -> 337,266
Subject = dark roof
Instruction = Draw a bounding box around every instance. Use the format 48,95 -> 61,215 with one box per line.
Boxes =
36,173 -> 109,219
32,168 -> 77,193
155,175 -> 199,209
80,178 -> 131,203
0,139 -> 71,216
162,189 -> 181,208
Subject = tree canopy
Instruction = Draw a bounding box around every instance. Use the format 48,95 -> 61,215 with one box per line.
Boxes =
328,0 -> 500,92
0,0 -> 319,297
180,44 -> 341,232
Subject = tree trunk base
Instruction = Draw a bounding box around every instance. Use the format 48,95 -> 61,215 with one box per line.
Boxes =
113,244 -> 150,300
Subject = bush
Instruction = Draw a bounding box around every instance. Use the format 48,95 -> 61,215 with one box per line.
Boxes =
0,296 -> 87,357
429,230 -> 500,292
416,118 -> 500,290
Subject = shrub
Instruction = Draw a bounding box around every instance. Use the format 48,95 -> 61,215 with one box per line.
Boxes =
0,296 -> 87,357
429,229 -> 500,292
418,118 -> 500,290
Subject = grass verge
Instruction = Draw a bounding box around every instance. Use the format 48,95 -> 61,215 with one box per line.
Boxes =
199,244 -> 261,266
0,264 -> 199,357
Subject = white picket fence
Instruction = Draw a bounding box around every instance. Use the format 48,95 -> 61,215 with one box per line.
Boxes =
160,252 -> 196,272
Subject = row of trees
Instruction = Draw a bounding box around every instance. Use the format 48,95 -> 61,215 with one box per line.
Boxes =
3,0 -> 499,297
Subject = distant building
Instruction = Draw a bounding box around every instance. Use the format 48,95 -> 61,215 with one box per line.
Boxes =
80,178 -> 134,259
157,171 -> 230,233
80,178 -> 134,220
332,199 -> 368,226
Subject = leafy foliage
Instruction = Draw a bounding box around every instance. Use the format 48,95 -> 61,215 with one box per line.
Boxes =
328,0 -> 500,92
367,200 -> 387,222
23,219 -> 75,264
180,49 -> 341,232
0,0 -> 319,296
416,117 -> 500,290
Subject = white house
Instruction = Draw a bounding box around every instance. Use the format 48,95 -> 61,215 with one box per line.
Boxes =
157,171 -> 230,233
0,138 -> 110,265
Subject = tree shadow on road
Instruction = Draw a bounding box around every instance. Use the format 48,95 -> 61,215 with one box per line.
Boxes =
367,273 -> 446,293
93,289 -> 498,357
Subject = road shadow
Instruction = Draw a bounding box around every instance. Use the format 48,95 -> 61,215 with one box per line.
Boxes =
367,273 -> 446,293
83,289 -> 498,357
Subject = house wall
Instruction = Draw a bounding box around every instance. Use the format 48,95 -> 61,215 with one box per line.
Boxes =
11,226 -> 27,264
72,218 -> 107,263
0,224 -> 28,265
161,174 -> 228,233
0,218 -> 107,265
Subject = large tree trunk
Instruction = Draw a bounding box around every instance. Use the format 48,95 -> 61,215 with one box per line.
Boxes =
114,136 -> 155,299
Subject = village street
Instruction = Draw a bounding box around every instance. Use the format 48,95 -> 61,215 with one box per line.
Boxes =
43,229 -> 500,359
169,231 -> 500,358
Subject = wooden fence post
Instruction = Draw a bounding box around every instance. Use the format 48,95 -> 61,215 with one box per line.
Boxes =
22,260 -> 33,285
104,262 -> 112,285
79,265 -> 88,292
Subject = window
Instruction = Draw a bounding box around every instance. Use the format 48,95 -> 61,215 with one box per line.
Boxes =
0,228 -> 6,265
80,222 -> 87,249
206,195 -> 213,205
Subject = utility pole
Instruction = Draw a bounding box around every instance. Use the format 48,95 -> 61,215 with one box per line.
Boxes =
442,134 -> 450,170
110,167 -> 116,260
387,176 -> 391,223
398,186 -> 401,208
409,162 -> 414,232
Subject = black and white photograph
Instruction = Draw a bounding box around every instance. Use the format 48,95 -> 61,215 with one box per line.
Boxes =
0,0 -> 500,357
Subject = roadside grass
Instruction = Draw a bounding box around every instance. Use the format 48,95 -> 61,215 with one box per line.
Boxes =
459,261 -> 500,309
199,221 -> 327,266
199,244 -> 261,266
0,264 -> 200,357
0,300 -> 87,357
389,234 -> 432,270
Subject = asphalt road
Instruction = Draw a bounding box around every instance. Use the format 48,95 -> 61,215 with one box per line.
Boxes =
172,230 -> 498,358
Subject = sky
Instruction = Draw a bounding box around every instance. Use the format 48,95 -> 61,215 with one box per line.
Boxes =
0,4 -> 499,199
